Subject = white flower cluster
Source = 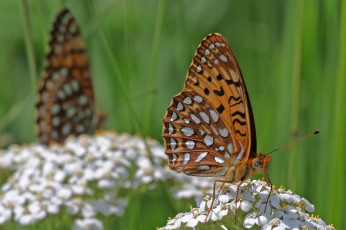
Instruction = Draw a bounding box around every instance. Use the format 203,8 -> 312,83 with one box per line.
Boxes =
0,132 -> 175,228
159,180 -> 335,230
6,132 -> 331,230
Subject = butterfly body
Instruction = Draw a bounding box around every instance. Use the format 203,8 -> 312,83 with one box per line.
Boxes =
36,8 -> 105,145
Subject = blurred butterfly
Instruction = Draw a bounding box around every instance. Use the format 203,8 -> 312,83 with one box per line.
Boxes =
36,8 -> 106,145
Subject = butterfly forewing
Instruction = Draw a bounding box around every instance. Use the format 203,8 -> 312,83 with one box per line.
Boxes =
185,33 -> 257,160
36,8 -> 100,145
162,33 -> 257,177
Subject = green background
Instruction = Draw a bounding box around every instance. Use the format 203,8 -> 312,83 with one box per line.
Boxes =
0,0 -> 344,229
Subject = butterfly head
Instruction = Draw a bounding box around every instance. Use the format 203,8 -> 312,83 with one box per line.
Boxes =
252,154 -> 271,173
232,154 -> 271,182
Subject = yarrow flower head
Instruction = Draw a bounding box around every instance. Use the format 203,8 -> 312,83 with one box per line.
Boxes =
159,180 -> 335,230
0,131 -> 217,228
0,132 -> 173,228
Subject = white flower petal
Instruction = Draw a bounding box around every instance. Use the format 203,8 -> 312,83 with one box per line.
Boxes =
218,194 -> 230,203
186,218 -> 198,227
300,198 -> 314,212
73,218 -> 104,230
82,204 -> 96,218
165,218 -> 181,229
240,200 -> 253,212
221,224 -> 228,230
196,215 -> 206,223
270,195 -> 281,209
181,214 -> 193,222
218,209 -> 228,218
18,214 -> 33,226
256,213 -> 271,226
273,210 -> 284,218
283,210 -> 298,220
242,190 -> 255,201
210,211 -> 219,221
199,201 -> 207,211
244,213 -> 256,228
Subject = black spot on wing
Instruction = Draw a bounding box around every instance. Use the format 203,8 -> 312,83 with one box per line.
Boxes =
226,79 -> 241,87
197,66 -> 204,74
194,77 -> 200,86
228,96 -> 241,103
233,118 -> 246,126
213,87 -> 224,96
236,130 -> 246,137
217,104 -> 225,114
204,88 -> 210,95
230,100 -> 242,107
231,111 -> 246,119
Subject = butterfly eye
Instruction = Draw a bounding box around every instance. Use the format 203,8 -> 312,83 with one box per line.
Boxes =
252,158 -> 262,169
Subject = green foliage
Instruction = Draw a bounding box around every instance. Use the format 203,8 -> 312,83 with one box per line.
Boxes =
0,0 -> 344,229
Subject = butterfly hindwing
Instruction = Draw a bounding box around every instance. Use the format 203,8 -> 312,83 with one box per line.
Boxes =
163,90 -> 236,177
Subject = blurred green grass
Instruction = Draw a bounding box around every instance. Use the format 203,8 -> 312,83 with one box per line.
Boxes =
0,0 -> 344,229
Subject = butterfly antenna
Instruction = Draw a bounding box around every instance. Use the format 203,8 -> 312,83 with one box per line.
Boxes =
265,130 -> 320,156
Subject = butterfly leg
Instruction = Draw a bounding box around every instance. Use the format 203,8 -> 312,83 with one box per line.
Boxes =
218,182 -> 225,192
263,172 -> 273,213
205,179 -> 234,222
234,180 -> 244,224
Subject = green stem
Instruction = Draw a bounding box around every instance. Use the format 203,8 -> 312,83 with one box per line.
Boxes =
328,0 -> 346,227
19,0 -> 37,92
287,0 -> 303,190
143,0 -> 166,135
91,1 -> 142,133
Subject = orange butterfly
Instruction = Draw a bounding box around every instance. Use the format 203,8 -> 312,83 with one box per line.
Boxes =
162,33 -> 320,222
162,33 -> 272,220
36,8 -> 106,145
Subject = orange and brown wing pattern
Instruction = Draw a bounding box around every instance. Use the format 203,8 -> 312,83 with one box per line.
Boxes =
162,33 -> 256,177
36,8 -> 99,145
163,90 -> 237,177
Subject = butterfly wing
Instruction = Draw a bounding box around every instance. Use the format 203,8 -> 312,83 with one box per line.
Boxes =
162,33 -> 256,177
36,8 -> 99,145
